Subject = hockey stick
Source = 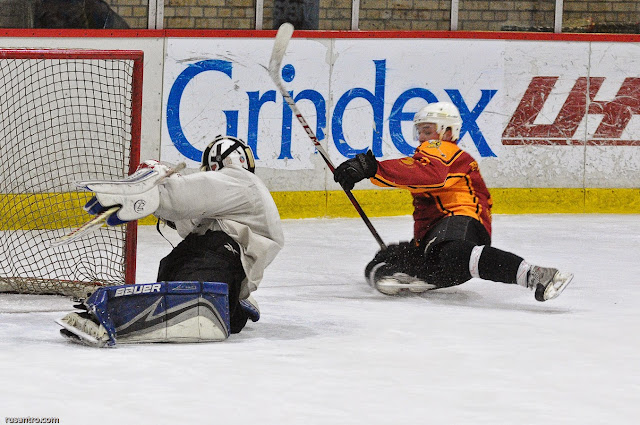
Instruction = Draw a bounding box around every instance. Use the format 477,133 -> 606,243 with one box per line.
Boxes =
50,206 -> 121,247
50,162 -> 186,247
268,23 -> 386,250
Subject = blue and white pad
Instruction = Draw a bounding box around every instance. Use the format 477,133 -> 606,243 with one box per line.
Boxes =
60,281 -> 230,346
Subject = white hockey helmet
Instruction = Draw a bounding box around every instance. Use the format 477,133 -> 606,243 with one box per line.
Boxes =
201,135 -> 255,173
413,102 -> 463,142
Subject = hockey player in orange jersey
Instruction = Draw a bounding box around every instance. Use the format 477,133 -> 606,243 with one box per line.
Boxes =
333,102 -> 573,301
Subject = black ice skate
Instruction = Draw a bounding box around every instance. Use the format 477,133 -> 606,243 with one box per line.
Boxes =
527,266 -> 574,302
368,262 -> 436,296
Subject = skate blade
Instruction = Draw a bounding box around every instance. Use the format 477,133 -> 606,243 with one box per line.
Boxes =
55,318 -> 109,347
375,278 -> 437,296
540,272 -> 574,301
59,328 -> 98,347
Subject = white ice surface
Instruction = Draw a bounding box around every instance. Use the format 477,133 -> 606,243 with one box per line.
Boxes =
1,214 -> 639,425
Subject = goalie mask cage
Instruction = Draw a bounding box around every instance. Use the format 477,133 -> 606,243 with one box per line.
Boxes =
0,49 -> 143,298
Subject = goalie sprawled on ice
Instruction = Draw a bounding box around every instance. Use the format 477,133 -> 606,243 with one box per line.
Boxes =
56,135 -> 284,347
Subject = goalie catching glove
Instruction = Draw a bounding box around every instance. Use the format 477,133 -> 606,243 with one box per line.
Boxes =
80,160 -> 177,226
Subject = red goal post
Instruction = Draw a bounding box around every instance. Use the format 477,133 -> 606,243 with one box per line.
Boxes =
0,48 -> 143,298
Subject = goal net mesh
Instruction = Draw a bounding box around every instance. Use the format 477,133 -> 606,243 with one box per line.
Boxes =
0,50 -> 141,298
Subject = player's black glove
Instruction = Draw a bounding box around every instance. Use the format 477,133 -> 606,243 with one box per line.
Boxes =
333,150 -> 378,191
364,241 -> 420,283
381,241 -> 421,265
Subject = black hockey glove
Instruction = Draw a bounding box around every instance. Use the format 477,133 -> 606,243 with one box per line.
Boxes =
364,241 -> 421,283
383,241 -> 421,264
333,150 -> 378,191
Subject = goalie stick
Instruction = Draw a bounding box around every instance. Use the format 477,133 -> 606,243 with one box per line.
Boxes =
268,23 -> 386,250
50,162 -> 186,247
50,206 -> 121,247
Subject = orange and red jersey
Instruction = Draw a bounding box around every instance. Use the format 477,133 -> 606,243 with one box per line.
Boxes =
370,140 -> 493,243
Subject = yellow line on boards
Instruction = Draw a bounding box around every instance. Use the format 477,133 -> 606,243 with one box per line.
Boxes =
271,188 -> 640,218
1,188 -> 639,230
0,192 -> 93,230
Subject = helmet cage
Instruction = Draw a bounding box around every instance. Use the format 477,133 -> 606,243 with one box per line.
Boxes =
201,135 -> 256,173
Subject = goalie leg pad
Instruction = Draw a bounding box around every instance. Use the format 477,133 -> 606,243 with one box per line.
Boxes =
56,281 -> 231,346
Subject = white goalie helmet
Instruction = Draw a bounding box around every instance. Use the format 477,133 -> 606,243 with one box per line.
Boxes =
413,102 -> 463,141
201,135 -> 256,173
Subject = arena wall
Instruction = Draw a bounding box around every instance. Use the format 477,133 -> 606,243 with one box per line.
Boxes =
1,29 -> 639,220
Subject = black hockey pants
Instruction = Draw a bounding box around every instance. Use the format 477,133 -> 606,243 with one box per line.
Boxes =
416,215 -> 492,288
369,216 -> 527,288
415,216 -> 526,287
156,230 -> 250,334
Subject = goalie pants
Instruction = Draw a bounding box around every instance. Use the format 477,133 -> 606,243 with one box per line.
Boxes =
381,216 -> 526,288
156,230 -> 250,334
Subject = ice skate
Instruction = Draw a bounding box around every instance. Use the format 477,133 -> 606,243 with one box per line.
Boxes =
369,262 -> 436,295
56,311 -> 110,347
239,294 -> 260,322
527,266 -> 574,302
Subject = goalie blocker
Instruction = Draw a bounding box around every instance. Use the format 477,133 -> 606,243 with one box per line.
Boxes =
56,281 -> 260,347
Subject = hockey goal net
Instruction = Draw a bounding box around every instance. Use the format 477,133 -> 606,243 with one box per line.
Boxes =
0,49 -> 143,298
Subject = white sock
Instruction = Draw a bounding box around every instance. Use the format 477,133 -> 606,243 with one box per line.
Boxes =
516,261 -> 531,288
468,245 -> 485,279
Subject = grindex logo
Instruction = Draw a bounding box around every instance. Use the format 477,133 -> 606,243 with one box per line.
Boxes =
167,59 -> 499,159
502,76 -> 640,146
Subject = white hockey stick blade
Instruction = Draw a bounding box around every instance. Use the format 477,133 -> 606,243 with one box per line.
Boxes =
76,162 -> 186,195
269,22 -> 294,82
268,23 -> 333,164
49,206 -> 120,248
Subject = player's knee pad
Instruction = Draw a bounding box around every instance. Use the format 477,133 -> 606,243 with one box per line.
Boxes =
421,240 -> 476,287
430,239 -> 475,262
59,281 -> 231,346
